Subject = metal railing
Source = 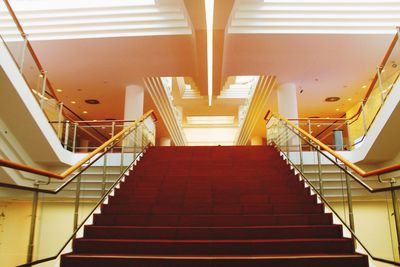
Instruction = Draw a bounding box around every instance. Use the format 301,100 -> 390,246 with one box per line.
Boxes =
0,111 -> 157,267
48,119 -> 139,153
266,112 -> 400,266
0,0 -> 108,146
265,28 -> 400,151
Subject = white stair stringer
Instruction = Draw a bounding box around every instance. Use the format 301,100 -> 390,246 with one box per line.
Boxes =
235,75 -> 277,145
144,77 -> 187,146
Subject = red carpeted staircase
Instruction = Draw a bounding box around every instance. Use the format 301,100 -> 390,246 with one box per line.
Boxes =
61,146 -> 369,267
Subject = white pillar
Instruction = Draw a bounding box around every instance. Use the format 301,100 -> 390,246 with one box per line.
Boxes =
124,85 -> 144,120
124,85 -> 144,150
160,137 -> 172,146
277,83 -> 299,147
251,136 -> 262,146
277,83 -> 298,119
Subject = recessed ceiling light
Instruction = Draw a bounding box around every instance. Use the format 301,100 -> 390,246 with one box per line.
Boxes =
362,85 -> 367,88
325,97 -> 340,102
85,99 -> 100,105
70,101 -> 76,104
347,98 -> 352,101
56,89 -> 62,92
83,111 -> 88,114
336,108 -> 340,111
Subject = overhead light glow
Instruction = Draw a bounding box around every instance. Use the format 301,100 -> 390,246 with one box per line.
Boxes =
205,0 -> 214,106
83,111 -> 88,114
186,116 -> 235,125
71,101 -> 76,104
56,89 -> 62,92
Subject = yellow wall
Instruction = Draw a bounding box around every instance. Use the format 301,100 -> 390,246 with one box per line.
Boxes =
0,198 -> 399,267
0,201 -> 31,267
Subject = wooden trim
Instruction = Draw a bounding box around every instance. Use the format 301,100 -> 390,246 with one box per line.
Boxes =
0,159 -> 63,179
272,112 -> 400,178
0,110 -> 156,180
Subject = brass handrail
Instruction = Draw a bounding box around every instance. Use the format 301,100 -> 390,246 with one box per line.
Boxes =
0,110 -> 157,180
266,111 -> 400,178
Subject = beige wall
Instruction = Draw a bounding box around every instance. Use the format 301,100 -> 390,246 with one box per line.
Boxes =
0,199 -> 99,267
0,198 -> 399,267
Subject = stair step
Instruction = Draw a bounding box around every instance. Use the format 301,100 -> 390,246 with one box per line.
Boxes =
93,213 -> 333,226
61,253 -> 369,267
100,203 -> 324,215
84,225 -> 343,239
72,238 -> 355,255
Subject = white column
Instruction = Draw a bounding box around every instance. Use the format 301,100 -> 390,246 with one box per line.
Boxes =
124,85 -> 144,150
251,136 -> 262,146
277,83 -> 299,147
124,85 -> 144,120
160,137 -> 172,146
277,83 -> 298,119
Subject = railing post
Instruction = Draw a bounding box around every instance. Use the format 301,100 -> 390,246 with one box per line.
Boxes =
298,134 -> 304,172
40,71 -> 47,110
377,66 -> 385,103
346,120 -> 351,150
344,166 -> 356,235
19,33 -> 28,73
101,147 -> 108,196
316,145 -> 324,196
110,121 -> 116,153
391,183 -> 400,257
27,185 -> 39,263
73,173 -> 82,231
64,120 -> 70,149
307,119 -> 312,135
120,138 -> 125,173
72,123 -> 78,153
57,102 -> 63,139
361,100 -> 368,133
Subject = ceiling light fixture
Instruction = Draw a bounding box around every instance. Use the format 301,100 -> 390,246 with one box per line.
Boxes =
362,85 -> 367,88
56,89 -> 62,92
71,101 -> 76,104
85,99 -> 100,104
325,97 -> 340,102
347,98 -> 352,101
205,0 -> 214,106
336,108 -> 340,111
83,111 -> 88,114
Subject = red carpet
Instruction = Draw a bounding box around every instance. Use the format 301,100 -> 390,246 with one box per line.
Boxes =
61,146 -> 368,267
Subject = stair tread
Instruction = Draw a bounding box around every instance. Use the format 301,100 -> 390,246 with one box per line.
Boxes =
63,253 -> 365,259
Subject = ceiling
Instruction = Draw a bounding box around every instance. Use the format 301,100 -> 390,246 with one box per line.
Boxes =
2,0 -> 399,144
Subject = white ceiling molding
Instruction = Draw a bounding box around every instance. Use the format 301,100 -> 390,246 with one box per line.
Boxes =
0,0 -> 192,40
144,77 -> 187,146
229,0 -> 400,34
235,75 -> 277,145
